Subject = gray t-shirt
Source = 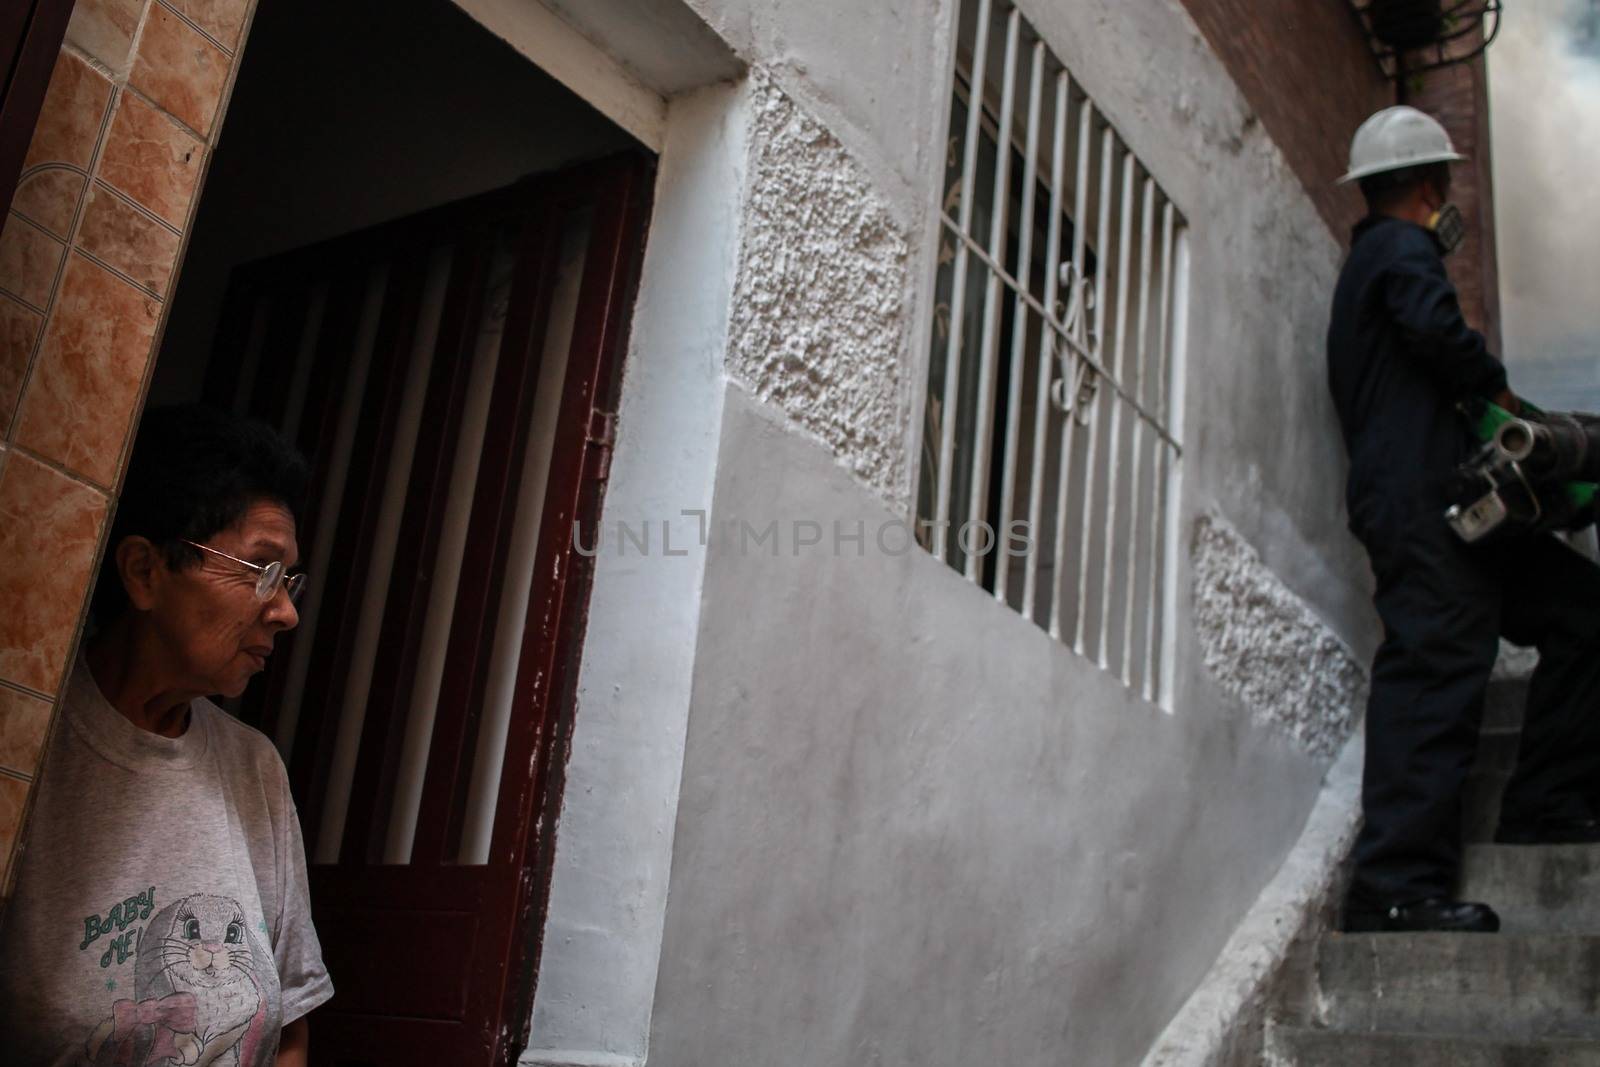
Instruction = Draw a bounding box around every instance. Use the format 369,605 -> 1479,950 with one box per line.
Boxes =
0,656 -> 332,1066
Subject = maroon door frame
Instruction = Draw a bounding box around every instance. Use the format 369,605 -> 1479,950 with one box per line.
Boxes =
0,0 -> 75,218
489,156 -> 652,1063
206,155 -> 654,1066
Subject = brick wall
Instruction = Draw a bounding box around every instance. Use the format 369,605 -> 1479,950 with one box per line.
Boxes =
1408,51 -> 1502,349
1180,0 -> 1391,238
1182,2 -> 1500,345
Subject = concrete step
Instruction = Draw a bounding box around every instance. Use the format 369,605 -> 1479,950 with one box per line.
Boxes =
1266,1024 -> 1600,1066
1474,728 -> 1524,776
1465,768 -> 1510,843
1484,677 -> 1529,732
1318,932 -> 1600,1040
1465,699 -> 1524,840
1458,845 -> 1600,933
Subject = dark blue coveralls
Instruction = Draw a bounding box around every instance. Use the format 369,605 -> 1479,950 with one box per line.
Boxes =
1328,214 -> 1600,906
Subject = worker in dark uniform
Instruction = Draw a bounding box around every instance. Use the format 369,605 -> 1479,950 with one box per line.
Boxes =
1329,106 -> 1600,933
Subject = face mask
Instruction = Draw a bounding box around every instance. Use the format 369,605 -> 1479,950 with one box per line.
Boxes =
1428,203 -> 1466,255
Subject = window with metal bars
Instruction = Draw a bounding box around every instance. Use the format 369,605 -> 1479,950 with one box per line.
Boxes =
916,0 -> 1190,704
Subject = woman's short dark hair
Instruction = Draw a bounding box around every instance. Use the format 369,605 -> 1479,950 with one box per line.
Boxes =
92,404 -> 310,624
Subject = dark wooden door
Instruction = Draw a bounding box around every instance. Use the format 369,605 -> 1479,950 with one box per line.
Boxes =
207,155 -> 653,1066
0,0 -> 75,217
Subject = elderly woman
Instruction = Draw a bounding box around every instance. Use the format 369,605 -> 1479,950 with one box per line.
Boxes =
0,405 -> 332,1066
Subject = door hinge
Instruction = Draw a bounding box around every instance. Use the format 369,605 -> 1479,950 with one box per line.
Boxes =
585,409 -> 617,481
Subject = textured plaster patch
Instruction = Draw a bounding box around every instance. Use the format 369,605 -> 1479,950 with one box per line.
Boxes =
1192,513 -> 1366,760
727,71 -> 910,507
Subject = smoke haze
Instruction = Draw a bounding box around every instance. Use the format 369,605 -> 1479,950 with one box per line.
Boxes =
1489,0 -> 1600,408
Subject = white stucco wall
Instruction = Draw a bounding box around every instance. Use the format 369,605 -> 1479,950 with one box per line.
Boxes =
516,0 -> 1377,1063
643,1 -> 1371,1066
649,390 -> 1338,1067
522,81 -> 749,1067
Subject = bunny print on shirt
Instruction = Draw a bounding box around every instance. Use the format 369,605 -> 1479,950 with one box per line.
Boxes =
85,893 -> 272,1067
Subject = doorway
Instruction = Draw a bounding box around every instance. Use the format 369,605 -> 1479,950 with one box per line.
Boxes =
146,1 -> 653,1063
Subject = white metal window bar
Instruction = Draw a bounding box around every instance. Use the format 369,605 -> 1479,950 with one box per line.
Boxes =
916,0 -> 1188,703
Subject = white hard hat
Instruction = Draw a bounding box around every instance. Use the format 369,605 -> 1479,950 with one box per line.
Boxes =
1338,105 -> 1464,184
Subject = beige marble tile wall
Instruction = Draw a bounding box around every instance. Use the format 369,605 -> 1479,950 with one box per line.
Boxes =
0,0 -> 256,896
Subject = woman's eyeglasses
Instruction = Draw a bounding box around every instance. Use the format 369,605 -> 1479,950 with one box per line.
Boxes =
180,540 -> 307,604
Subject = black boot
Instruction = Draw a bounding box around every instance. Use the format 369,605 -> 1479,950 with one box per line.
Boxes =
1342,897 -> 1501,933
